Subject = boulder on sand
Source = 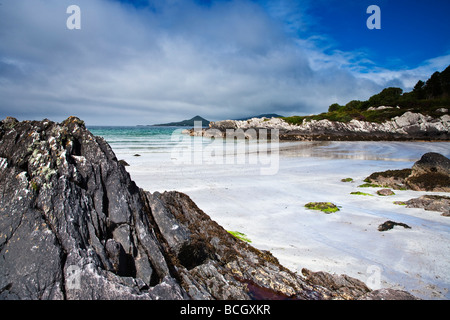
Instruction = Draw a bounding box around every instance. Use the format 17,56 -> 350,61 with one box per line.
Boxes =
406,152 -> 450,192
405,195 -> 450,216
364,152 -> 450,192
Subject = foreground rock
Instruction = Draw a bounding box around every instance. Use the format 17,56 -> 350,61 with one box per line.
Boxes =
301,268 -> 417,300
185,112 -> 449,141
0,117 -> 417,300
365,152 -> 450,192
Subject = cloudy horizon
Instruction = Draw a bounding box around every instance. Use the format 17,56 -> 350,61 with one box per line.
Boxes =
1,0 -> 449,125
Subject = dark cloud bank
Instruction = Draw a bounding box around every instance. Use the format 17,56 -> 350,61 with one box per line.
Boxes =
0,0 -> 448,125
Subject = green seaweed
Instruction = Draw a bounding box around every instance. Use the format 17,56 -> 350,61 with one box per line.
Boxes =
304,202 -> 340,213
358,183 -> 383,188
228,231 -> 252,243
30,180 -> 40,192
350,191 -> 373,196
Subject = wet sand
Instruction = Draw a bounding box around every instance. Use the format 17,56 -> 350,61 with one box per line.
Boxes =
115,138 -> 450,299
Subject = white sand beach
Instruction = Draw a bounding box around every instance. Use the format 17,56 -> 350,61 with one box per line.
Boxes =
114,137 -> 450,299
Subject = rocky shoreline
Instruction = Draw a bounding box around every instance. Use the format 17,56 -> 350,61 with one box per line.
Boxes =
0,116 -> 419,300
184,111 -> 449,141
365,152 -> 450,192
364,152 -> 450,216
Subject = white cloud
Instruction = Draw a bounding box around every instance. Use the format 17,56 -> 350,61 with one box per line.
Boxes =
0,0 -> 447,125
353,54 -> 450,91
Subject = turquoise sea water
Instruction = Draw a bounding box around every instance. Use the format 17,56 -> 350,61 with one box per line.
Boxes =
88,125 -> 273,160
89,125 -> 450,162
88,126 -> 187,153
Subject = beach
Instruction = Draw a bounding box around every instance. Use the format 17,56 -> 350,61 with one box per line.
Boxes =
91,127 -> 450,299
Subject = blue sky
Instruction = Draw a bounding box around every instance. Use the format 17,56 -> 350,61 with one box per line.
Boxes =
297,0 -> 450,70
0,0 -> 449,125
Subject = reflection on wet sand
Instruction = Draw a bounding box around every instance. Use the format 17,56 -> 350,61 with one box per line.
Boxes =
278,141 -> 450,162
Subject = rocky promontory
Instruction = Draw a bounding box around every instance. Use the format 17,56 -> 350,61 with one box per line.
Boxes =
0,116 -> 417,300
185,112 -> 449,141
365,152 -> 450,192
365,152 -> 450,216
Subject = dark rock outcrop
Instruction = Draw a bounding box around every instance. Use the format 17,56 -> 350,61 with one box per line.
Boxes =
365,152 -> 450,192
404,195 -> 450,216
376,189 -> 395,196
0,117 -> 417,300
301,269 -> 418,300
378,221 -> 411,232
364,169 -> 412,190
0,116 -> 182,299
197,112 -> 450,141
358,288 -> 419,300
301,268 -> 370,299
407,152 -> 450,192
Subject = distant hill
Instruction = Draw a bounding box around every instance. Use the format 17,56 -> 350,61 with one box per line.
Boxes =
233,113 -> 284,121
153,115 -> 210,127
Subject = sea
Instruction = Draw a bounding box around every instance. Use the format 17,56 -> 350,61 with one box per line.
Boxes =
88,126 -> 187,155
88,125 -> 450,162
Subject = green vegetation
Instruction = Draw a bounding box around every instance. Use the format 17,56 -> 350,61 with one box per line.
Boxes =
358,183 -> 383,188
305,202 -> 340,213
30,180 -> 40,192
283,65 -> 450,125
350,191 -> 373,196
341,178 -> 353,182
393,201 -> 406,206
228,231 -> 252,243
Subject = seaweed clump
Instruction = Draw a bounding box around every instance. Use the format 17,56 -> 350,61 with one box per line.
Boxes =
305,202 -> 340,214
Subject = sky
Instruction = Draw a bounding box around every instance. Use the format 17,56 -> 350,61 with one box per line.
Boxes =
1,0 -> 449,125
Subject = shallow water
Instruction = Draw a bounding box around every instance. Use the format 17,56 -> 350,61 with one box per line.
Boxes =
279,140 -> 450,161
90,125 -> 450,161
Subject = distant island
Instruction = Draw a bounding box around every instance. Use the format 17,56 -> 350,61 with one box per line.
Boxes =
151,113 -> 285,127
152,115 -> 210,127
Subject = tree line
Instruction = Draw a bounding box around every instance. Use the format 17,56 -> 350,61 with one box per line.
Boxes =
284,65 -> 449,125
